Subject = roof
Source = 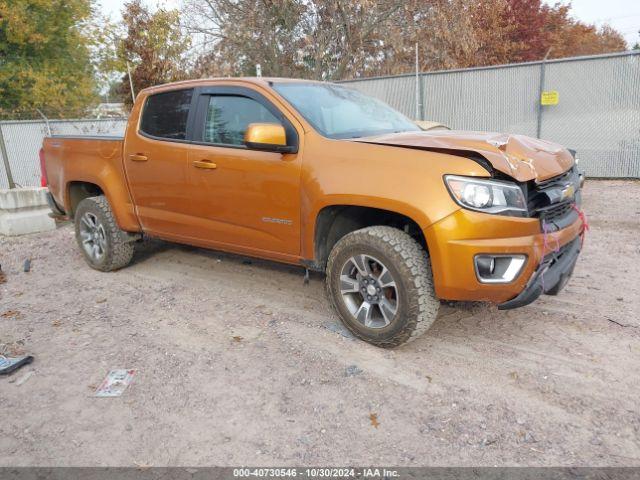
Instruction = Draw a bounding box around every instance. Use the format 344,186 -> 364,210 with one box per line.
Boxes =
140,77 -> 328,95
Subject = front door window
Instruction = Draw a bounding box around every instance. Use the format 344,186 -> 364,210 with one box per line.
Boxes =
203,95 -> 282,146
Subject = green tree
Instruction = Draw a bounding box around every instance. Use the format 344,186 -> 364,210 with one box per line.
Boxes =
0,0 -> 97,118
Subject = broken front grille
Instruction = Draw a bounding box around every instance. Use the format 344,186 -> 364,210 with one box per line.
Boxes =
535,201 -> 574,223
527,166 -> 581,229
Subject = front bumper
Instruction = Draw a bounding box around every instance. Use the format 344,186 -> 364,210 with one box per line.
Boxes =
424,208 -> 585,305
497,236 -> 580,309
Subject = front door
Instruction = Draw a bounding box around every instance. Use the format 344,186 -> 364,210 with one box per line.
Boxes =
187,88 -> 302,256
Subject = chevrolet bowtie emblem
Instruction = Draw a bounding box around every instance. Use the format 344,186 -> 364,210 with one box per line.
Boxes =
561,184 -> 575,200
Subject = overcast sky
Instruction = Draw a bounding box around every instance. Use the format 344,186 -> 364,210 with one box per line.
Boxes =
97,0 -> 640,47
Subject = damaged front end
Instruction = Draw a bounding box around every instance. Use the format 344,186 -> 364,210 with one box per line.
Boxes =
525,164 -> 585,231
495,163 -> 587,309
356,130 -> 589,308
357,129 -> 586,230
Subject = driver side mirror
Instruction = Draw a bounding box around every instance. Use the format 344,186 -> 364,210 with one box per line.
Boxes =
244,123 -> 297,153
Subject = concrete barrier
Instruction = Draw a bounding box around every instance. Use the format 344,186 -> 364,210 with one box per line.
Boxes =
0,187 -> 56,236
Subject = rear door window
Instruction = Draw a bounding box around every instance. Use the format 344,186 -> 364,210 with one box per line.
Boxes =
140,89 -> 193,140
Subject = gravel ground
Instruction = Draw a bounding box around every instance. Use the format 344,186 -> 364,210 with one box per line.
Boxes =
1,180 -> 639,467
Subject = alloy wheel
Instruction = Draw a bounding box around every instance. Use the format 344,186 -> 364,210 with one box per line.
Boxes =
79,212 -> 107,262
339,254 -> 399,328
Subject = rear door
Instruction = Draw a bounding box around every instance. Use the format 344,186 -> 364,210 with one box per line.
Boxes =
186,86 -> 302,256
123,88 -> 197,237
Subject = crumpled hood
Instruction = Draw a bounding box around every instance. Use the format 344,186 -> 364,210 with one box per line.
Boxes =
356,130 -> 575,182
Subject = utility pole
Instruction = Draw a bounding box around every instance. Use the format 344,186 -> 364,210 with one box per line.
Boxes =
127,62 -> 136,104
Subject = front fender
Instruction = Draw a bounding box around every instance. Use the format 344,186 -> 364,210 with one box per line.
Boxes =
300,137 -> 490,260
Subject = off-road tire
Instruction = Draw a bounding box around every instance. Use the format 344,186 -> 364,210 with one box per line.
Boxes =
326,226 -> 439,348
74,195 -> 135,272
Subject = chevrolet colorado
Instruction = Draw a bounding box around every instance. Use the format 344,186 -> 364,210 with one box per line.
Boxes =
42,78 -> 586,347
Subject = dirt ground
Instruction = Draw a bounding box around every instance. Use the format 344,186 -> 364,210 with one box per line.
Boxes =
1,180 -> 639,467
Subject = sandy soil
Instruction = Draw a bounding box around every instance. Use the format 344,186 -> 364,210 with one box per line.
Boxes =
0,180 -> 639,467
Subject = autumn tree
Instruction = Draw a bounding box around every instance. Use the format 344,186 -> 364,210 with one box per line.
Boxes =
382,0 -> 500,73
184,0 -> 627,80
0,0 -> 97,119
502,0 -> 551,62
299,1 -> 405,79
185,0 -> 405,80
187,0 -> 305,78
543,7 -> 627,59
473,0 -> 626,63
355,0 -> 468,75
109,0 -> 191,107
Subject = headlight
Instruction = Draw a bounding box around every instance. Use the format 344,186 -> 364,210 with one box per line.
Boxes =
444,175 -> 527,216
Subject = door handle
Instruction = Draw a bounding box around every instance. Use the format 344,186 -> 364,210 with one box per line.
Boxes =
129,154 -> 148,162
192,159 -> 217,169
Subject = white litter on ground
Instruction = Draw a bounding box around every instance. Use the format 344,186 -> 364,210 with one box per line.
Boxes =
94,369 -> 135,397
15,370 -> 34,386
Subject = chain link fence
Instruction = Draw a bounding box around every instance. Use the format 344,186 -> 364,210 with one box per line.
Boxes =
0,118 -> 127,189
1,52 -> 638,187
341,51 -> 640,178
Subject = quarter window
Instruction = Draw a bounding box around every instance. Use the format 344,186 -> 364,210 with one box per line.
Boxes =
203,95 -> 281,146
140,89 -> 193,140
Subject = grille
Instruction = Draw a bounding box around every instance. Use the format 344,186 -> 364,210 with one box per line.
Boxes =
528,167 -> 581,227
536,201 -> 574,222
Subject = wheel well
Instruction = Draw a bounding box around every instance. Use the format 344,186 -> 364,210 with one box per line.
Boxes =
314,205 -> 427,268
68,182 -> 104,217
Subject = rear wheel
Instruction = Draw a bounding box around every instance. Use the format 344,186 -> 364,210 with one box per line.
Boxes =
326,226 -> 439,348
74,196 -> 135,272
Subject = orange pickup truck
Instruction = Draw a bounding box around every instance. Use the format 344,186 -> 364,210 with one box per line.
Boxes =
42,78 -> 586,347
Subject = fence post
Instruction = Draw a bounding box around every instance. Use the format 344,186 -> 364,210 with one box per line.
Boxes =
419,73 -> 425,121
0,122 -> 16,189
536,49 -> 551,139
415,43 -> 420,120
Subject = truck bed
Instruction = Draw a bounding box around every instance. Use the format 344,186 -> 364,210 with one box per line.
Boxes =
42,135 -> 140,232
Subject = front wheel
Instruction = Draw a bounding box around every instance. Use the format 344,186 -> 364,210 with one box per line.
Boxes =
326,226 -> 439,348
74,195 -> 135,272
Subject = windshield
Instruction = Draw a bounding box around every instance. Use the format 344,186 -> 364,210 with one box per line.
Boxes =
272,82 -> 420,140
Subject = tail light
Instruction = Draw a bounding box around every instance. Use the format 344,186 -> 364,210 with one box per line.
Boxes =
39,148 -> 48,187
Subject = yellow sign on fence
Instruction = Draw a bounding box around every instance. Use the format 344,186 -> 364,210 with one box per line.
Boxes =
541,90 -> 559,106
